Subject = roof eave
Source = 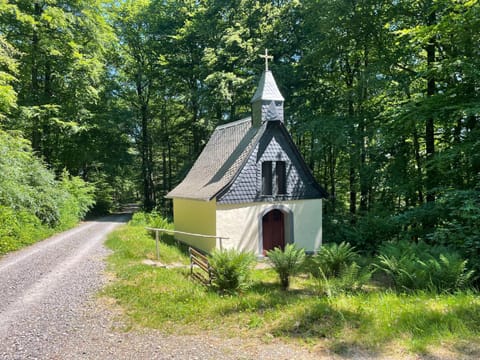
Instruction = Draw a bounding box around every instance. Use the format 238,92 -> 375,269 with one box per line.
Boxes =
165,194 -> 213,202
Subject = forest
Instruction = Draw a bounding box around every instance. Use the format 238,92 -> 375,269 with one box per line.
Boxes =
0,0 -> 479,271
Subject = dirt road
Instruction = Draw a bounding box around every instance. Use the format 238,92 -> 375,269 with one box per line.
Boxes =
0,215 -> 128,359
0,215 -> 328,360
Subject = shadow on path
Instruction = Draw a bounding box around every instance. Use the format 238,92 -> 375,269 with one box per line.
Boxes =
89,204 -> 140,223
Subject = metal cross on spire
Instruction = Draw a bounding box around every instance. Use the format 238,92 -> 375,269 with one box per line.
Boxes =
259,48 -> 273,71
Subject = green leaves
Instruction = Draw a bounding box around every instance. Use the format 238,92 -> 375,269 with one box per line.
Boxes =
317,261 -> 373,297
0,36 -> 19,117
0,0 -> 114,174
208,248 -> 256,294
312,242 -> 358,278
374,240 -> 475,292
0,0 -> 478,261
267,244 -> 306,290
0,130 -> 96,253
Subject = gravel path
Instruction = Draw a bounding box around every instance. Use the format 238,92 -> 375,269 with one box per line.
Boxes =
0,214 -> 326,360
0,216 -> 127,360
1,216 -> 472,360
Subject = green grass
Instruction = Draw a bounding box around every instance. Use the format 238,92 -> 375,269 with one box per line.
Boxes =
103,224 -> 480,357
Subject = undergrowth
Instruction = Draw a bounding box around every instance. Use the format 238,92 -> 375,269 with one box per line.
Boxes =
103,223 -> 480,357
0,130 -> 95,255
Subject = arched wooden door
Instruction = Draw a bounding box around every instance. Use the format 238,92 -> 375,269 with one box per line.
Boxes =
262,209 -> 285,255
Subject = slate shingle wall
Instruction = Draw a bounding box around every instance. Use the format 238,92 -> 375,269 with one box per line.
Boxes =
218,123 -> 323,204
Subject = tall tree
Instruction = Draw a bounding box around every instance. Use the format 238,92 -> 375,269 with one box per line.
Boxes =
2,0 -> 112,169
109,0 -> 161,210
0,2 -> 20,118
298,0 -> 390,217
0,35 -> 18,118
390,0 -> 480,201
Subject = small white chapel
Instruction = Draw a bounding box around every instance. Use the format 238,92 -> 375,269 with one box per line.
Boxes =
166,51 -> 327,255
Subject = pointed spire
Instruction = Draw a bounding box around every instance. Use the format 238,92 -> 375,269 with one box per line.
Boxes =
251,51 -> 284,126
251,70 -> 284,103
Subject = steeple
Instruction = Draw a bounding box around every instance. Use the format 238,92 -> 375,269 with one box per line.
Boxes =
251,50 -> 284,126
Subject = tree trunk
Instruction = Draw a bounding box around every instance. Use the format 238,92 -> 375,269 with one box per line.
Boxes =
425,6 -> 436,203
141,106 -> 152,211
328,145 -> 336,212
42,59 -> 53,163
412,128 -> 424,205
191,100 -> 201,156
359,49 -> 369,213
31,1 -> 42,152
137,74 -> 154,211
345,57 -> 357,218
359,118 -> 368,212
349,165 -> 356,216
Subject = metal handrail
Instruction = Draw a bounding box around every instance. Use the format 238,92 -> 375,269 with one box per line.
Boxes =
145,227 -> 229,259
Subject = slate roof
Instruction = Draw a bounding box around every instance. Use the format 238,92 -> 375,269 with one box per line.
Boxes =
165,117 -> 266,201
251,70 -> 284,102
216,121 -> 328,203
167,69 -> 327,202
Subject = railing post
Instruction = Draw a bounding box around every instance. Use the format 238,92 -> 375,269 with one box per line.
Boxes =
155,230 -> 159,260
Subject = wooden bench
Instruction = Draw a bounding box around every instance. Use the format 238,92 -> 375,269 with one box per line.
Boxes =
189,247 -> 213,285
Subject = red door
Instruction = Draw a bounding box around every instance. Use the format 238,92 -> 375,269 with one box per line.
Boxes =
262,209 -> 285,255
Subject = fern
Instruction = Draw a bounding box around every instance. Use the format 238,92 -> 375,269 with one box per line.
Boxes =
313,242 -> 358,278
208,249 -> 255,294
267,244 -> 306,290
425,254 -> 475,292
375,241 -> 475,292
317,262 -> 372,297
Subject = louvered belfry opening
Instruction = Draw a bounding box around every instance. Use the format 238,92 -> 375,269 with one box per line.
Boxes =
251,70 -> 284,127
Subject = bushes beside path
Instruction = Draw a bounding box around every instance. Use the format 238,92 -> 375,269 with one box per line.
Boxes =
0,130 -> 95,254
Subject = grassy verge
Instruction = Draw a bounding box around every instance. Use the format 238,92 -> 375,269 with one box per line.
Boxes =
103,224 -> 480,357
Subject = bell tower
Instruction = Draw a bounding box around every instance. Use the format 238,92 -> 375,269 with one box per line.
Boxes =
251,49 -> 284,127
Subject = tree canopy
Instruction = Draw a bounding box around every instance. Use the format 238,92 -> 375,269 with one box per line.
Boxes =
0,0 -> 479,269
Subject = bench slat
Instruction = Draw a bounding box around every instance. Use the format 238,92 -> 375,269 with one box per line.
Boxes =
189,247 -> 213,285
191,258 -> 210,273
191,271 -> 210,285
190,248 -> 208,261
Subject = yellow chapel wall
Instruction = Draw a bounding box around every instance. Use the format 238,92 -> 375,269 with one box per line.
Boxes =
172,198 -> 217,253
